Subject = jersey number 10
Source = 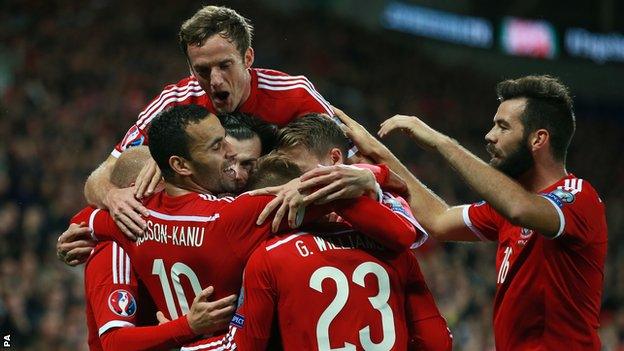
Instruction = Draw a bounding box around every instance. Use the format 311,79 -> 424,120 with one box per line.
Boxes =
152,259 -> 203,319
310,261 -> 396,351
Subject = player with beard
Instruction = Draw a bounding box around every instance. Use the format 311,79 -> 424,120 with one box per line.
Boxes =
305,76 -> 607,350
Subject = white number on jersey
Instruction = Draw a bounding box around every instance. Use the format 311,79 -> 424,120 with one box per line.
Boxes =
497,246 -> 513,284
309,261 -> 396,351
152,259 -> 202,319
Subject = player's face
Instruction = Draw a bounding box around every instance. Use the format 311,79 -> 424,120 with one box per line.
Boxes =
485,98 -> 534,178
187,35 -> 254,113
184,115 -> 238,193
224,135 -> 262,193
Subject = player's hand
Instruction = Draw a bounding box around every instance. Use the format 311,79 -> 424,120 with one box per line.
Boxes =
332,107 -> 389,161
249,178 -> 308,232
104,186 -> 149,240
378,115 -> 445,150
187,286 -> 238,335
156,311 -> 170,325
135,158 -> 163,199
300,165 -> 378,204
56,222 -> 96,266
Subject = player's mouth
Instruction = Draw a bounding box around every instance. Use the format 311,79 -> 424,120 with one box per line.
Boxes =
223,166 -> 236,179
212,91 -> 230,106
486,144 -> 501,161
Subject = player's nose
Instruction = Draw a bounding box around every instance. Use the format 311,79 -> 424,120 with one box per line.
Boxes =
485,127 -> 497,144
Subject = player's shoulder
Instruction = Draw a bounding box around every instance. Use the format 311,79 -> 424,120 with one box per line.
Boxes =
165,75 -> 202,90
152,75 -> 206,105
547,175 -> 603,206
254,67 -> 317,98
85,242 -> 130,287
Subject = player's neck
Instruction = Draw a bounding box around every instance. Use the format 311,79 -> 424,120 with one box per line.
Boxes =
164,180 -> 211,197
517,162 -> 567,192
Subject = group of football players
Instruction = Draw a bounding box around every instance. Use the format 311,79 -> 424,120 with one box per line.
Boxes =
57,5 -> 607,351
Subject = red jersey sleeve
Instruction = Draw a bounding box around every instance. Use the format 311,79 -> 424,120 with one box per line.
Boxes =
84,242 -> 140,338
404,251 -> 453,351
72,207 -> 130,246
230,245 -> 277,350
463,201 -> 503,241
539,178 -> 607,245
333,193 -> 420,251
180,246 -> 277,351
111,77 -> 206,158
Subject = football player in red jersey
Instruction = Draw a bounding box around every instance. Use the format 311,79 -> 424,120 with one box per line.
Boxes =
182,155 -> 452,351
323,76 -> 607,350
83,5 -> 342,239
66,146 -> 238,351
71,105 -> 422,348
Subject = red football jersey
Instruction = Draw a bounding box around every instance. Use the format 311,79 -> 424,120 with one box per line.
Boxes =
183,226 -> 451,351
112,68 -> 333,158
84,242 -> 140,350
462,174 -> 607,350
73,191 -> 420,328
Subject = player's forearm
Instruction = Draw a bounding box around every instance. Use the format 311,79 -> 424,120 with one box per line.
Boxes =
408,315 -> 452,351
435,137 -> 542,226
85,161 -> 117,208
372,146 -> 451,234
100,316 -> 196,351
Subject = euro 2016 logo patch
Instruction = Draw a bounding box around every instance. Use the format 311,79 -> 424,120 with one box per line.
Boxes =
520,227 -> 534,239
120,125 -> 145,149
108,289 -> 137,317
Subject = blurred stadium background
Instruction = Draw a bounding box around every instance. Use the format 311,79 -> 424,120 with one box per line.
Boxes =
1,0 -> 622,350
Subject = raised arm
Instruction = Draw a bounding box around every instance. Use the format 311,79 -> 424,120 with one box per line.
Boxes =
379,115 -> 561,237
327,108 -> 477,241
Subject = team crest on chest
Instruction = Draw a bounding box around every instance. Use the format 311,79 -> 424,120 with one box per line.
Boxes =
108,289 -> 137,317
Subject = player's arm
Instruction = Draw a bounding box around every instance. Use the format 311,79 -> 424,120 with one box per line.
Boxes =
332,195 -> 418,251
85,155 -> 149,238
325,108 -> 477,242
379,115 -> 561,238
183,248 -> 277,351
71,206 -> 131,244
403,253 -> 452,351
100,286 -> 237,351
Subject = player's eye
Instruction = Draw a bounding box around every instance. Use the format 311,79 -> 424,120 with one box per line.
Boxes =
211,141 -> 221,151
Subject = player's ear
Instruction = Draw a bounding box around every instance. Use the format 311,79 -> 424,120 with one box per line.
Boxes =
169,156 -> 193,176
530,128 -> 549,152
329,148 -> 344,165
243,47 -> 254,69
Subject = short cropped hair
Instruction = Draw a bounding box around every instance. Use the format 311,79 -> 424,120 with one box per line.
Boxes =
179,5 -> 253,58
148,105 -> 211,181
496,75 -> 576,162
247,153 -> 303,190
219,112 -> 278,155
277,114 -> 349,159
110,146 -> 152,188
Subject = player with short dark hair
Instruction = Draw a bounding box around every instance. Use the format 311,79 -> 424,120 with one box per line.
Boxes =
80,146 -> 237,351
71,105 -> 421,349
322,76 -> 607,350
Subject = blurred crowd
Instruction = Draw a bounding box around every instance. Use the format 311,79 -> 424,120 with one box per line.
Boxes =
1,1 -> 622,350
